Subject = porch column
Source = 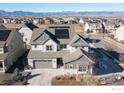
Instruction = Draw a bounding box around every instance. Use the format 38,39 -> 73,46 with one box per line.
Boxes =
2,61 -> 5,72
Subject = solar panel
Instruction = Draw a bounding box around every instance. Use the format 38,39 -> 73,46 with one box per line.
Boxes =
0,30 -> 11,41
55,29 -> 69,39
26,23 -> 38,30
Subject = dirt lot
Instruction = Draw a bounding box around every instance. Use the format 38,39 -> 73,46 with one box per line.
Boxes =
74,24 -> 84,32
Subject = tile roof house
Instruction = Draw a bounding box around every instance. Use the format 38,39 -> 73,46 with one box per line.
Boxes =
0,30 -> 26,72
27,25 -> 95,74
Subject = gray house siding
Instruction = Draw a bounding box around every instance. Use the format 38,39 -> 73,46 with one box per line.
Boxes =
65,61 -> 89,69
64,60 -> 93,74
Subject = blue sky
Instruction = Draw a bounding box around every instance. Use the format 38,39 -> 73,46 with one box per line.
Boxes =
0,3 -> 124,12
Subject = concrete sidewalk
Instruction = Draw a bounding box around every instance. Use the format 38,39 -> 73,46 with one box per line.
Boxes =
27,69 -> 66,85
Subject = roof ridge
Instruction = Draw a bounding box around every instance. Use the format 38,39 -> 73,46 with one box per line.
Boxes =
81,50 -> 95,64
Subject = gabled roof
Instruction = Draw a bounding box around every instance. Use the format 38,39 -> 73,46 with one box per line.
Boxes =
87,21 -> 102,29
63,48 -> 94,65
0,24 -> 7,30
0,30 -> 11,41
69,34 -> 89,47
30,25 -> 88,45
31,29 -> 59,45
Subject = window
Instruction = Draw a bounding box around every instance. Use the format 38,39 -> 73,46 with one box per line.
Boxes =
60,44 -> 67,49
0,62 -> 3,68
34,45 -> 37,48
0,48 -> 3,52
21,33 -> 24,36
25,38 -> 27,41
82,66 -> 87,72
78,65 -> 87,72
69,64 -> 73,69
46,45 -> 53,51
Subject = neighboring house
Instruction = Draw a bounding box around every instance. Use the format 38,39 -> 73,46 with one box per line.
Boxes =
102,20 -> 119,33
18,23 -> 39,47
43,17 -> 54,24
32,18 -> 44,24
0,30 -> 26,72
0,18 -> 4,23
3,18 -> 12,24
62,17 -> 77,24
114,25 -> 124,41
84,21 -> 104,33
79,18 -> 85,24
27,25 -> 95,74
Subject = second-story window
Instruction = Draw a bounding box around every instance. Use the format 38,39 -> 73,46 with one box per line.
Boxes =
46,45 -> 53,51
60,44 -> 67,49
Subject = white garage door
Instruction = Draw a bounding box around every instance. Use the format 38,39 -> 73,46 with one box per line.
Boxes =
33,60 -> 52,68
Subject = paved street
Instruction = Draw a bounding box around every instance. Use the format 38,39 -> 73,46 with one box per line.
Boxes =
27,69 -> 66,85
87,34 -> 124,53
95,51 -> 123,75
89,38 -> 123,75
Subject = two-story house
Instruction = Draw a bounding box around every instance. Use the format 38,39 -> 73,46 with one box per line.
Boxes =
0,30 -> 26,72
102,20 -> 119,33
114,24 -> 124,41
84,21 -> 104,33
18,23 -> 39,48
27,25 -> 95,74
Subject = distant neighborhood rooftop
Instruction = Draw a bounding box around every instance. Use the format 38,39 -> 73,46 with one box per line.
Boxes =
0,30 -> 11,41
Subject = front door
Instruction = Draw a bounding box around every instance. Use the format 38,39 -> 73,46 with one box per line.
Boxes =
0,61 -> 4,72
0,61 -> 3,70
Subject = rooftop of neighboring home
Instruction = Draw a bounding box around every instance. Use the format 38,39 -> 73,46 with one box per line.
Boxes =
0,30 -> 11,42
0,30 -> 12,60
0,24 -> 7,30
24,23 -> 39,30
2,23 -> 23,29
103,19 -> 120,27
87,20 -> 102,29
0,29 -> 18,47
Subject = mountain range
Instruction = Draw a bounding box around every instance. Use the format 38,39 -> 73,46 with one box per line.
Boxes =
0,10 -> 124,17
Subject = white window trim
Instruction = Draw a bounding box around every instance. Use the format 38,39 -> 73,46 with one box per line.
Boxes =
46,45 -> 53,51
78,65 -> 87,72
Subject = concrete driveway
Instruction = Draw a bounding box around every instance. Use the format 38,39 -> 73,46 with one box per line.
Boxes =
27,69 -> 66,85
